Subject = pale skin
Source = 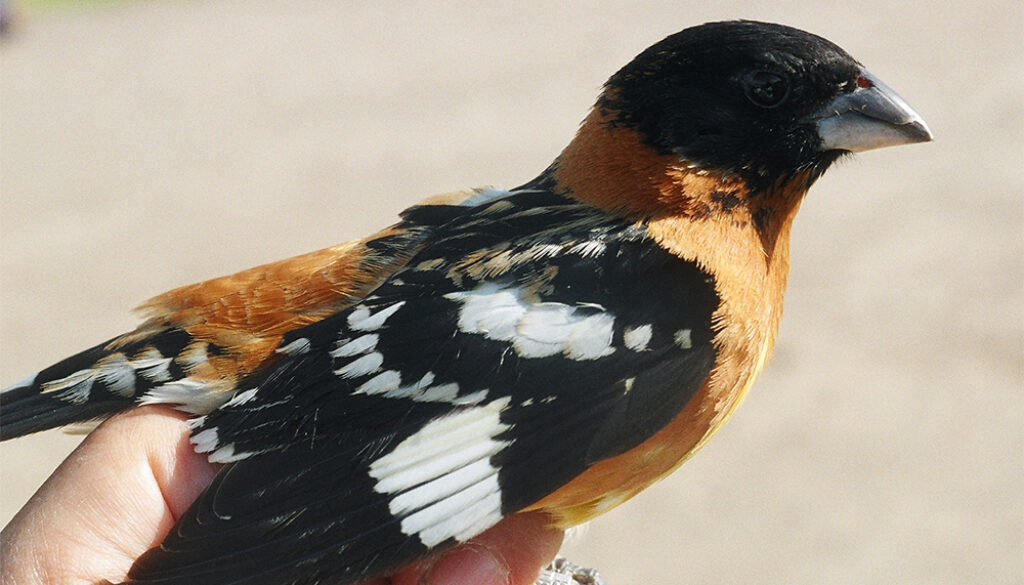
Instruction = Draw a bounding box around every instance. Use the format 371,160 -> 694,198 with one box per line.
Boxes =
0,406 -> 564,585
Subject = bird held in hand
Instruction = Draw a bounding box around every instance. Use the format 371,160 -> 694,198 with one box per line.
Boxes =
1,20 -> 932,585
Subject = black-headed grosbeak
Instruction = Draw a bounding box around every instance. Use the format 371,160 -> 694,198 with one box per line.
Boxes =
1,21 -> 931,585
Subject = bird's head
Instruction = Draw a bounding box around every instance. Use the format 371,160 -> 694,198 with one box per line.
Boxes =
552,20 -> 932,215
596,20 -> 932,191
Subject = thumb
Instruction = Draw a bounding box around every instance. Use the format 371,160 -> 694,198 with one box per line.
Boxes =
1,406 -> 219,585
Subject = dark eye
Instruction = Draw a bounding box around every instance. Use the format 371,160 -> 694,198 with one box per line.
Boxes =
744,70 -> 789,108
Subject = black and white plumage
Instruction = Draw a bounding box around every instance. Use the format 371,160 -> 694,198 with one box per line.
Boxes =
129,188 -> 718,583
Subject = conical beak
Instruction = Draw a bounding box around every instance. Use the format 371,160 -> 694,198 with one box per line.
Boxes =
816,69 -> 933,153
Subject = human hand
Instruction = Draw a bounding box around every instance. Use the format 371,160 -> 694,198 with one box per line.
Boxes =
0,406 -> 563,585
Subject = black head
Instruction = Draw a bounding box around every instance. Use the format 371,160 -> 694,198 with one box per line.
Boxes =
599,21 -> 866,189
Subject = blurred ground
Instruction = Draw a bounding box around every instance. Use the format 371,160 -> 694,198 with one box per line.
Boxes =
1,2 -> 1021,583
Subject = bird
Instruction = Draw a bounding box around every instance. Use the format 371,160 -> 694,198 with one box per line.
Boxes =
1,20 -> 931,585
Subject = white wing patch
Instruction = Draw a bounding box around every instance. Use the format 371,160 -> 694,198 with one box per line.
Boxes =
138,378 -> 229,414
334,352 -> 385,378
207,442 -> 257,463
38,352 -> 140,403
26,341 -> 224,414
277,337 -> 312,356
334,332 -> 487,406
623,324 -> 653,352
368,397 -> 511,547
174,342 -> 213,371
358,371 -> 464,403
191,426 -> 258,463
674,328 -> 693,349
446,283 -> 616,360
356,370 -> 402,395
221,388 -> 259,408
93,354 -> 137,397
39,369 -> 96,404
130,347 -> 174,383
191,427 -> 220,453
330,334 -> 379,358
448,284 -> 525,340
347,302 -> 405,332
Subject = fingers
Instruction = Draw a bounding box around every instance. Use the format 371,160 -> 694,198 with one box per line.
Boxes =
0,406 -> 219,585
0,407 -> 564,585
389,512 -> 564,585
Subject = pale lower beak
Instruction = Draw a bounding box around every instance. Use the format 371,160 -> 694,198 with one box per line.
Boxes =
816,69 -> 933,153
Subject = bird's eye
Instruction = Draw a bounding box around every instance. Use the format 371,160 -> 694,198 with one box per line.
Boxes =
743,71 -> 790,108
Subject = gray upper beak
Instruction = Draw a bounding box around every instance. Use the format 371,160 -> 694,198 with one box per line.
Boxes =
816,69 -> 933,153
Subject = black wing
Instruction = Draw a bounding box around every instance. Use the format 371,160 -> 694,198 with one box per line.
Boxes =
127,190 -> 719,585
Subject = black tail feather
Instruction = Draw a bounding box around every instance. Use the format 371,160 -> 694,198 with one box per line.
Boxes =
0,382 -> 130,440
1,329 -> 194,441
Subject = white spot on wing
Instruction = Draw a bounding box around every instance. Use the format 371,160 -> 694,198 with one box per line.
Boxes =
352,370 -> 486,405
40,370 -> 95,404
356,370 -> 402,395
277,337 -> 312,356
93,354 -> 136,398
623,324 -> 653,352
513,303 -> 577,357
348,302 -> 406,332
564,313 -> 616,360
515,303 -> 615,360
191,421 -> 262,463
334,352 -> 384,378
370,399 -> 510,492
388,457 -> 495,516
451,389 -> 488,406
208,442 -> 257,463
191,427 -> 220,453
376,371 -> 435,399
139,379 -> 227,414
401,473 -> 503,546
448,283 -> 616,361
330,334 -> 379,358
674,329 -> 693,349
130,347 -> 173,383
369,397 -> 510,547
222,388 -> 259,408
415,383 -> 460,403
175,342 -> 211,371
446,283 -> 526,340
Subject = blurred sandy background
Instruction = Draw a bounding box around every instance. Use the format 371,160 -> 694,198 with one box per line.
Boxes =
1,1 -> 1021,583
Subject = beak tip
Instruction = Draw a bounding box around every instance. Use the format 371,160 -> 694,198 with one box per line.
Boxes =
913,120 -> 935,143
899,118 -> 934,146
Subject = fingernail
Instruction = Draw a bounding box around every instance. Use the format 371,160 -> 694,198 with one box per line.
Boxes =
422,544 -> 510,585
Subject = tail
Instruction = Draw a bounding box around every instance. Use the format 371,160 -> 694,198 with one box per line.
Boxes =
1,328 -> 200,441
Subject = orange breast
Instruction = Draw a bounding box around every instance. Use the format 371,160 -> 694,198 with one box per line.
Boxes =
527,106 -> 808,527
524,378 -> 717,526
